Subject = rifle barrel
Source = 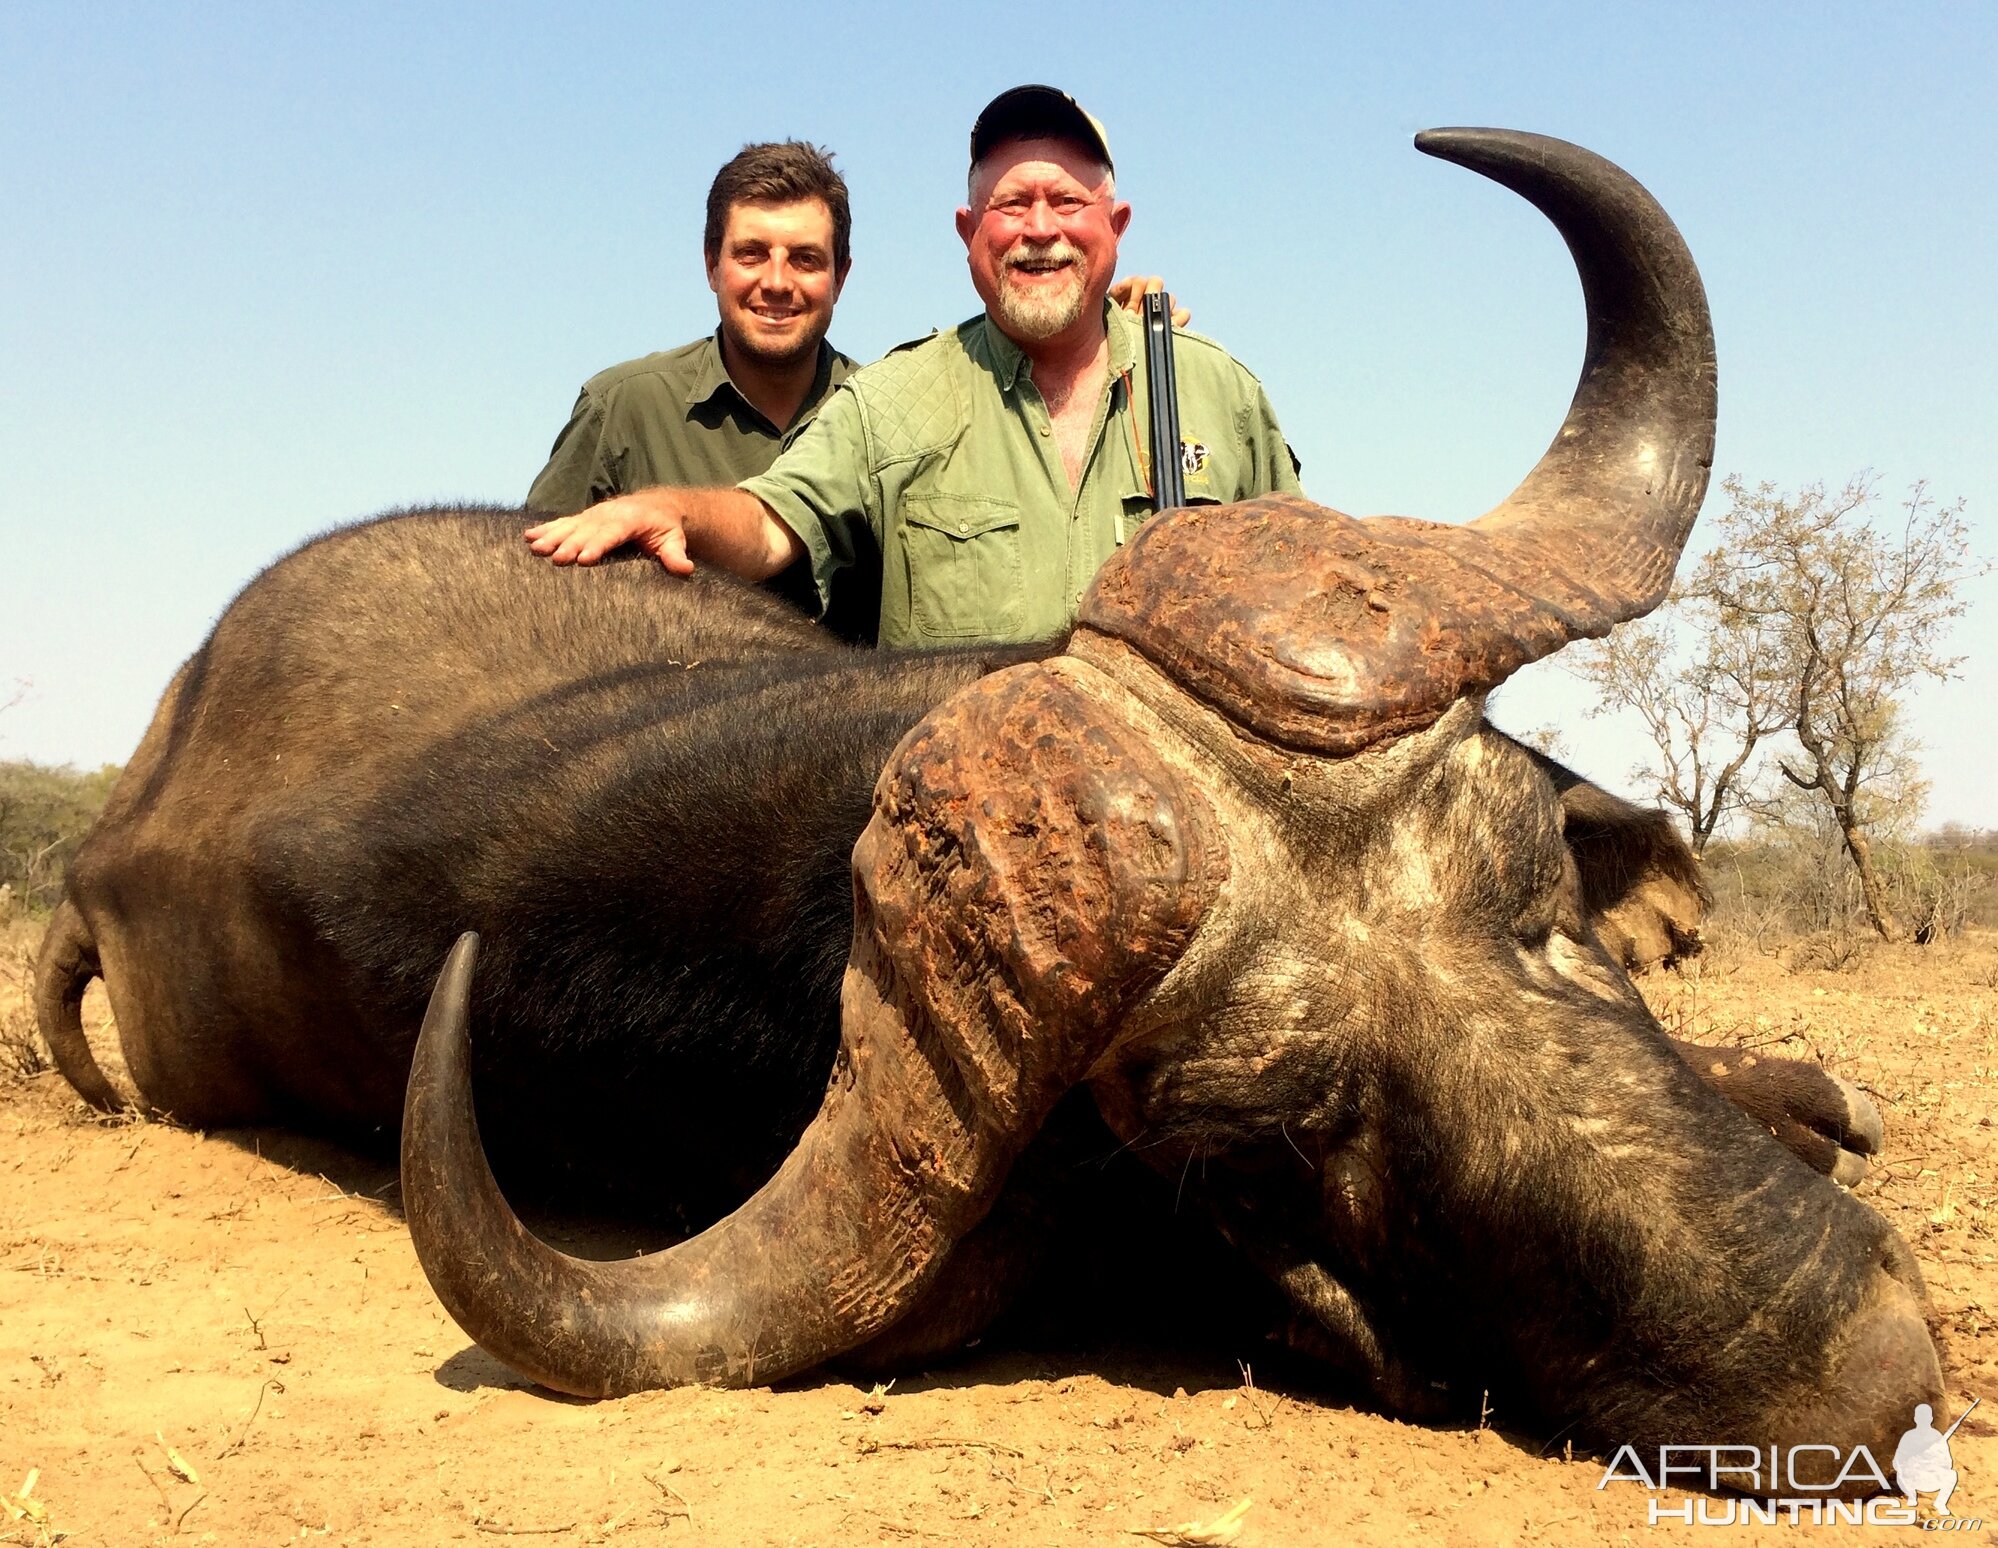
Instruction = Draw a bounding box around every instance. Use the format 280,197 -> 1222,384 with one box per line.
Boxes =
1941,1395 -> 1981,1442
1142,291 -> 1185,511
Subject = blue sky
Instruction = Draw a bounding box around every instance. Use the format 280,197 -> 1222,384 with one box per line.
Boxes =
3,2 -> 1993,825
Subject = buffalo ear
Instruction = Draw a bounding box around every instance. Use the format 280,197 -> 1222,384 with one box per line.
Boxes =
1523,742 -> 1706,972
1667,1038 -> 1884,1187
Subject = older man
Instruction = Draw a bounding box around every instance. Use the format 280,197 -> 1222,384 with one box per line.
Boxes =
525,86 -> 1300,647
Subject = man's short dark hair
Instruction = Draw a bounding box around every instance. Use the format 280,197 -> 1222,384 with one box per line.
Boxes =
704,141 -> 852,273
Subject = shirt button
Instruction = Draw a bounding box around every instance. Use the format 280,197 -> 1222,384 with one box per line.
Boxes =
1039,423 -> 1051,436
957,520 -> 969,534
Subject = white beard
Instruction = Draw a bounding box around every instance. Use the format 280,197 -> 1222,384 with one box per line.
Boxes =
992,241 -> 1088,341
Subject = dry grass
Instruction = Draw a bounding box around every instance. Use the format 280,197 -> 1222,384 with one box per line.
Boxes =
1782,928 -> 1872,975
0,917 -> 53,1082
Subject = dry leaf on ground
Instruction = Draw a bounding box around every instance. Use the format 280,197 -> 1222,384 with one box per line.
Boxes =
1133,1496 -> 1252,1545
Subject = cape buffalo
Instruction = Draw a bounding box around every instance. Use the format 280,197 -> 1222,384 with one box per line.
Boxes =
36,129 -> 1941,1477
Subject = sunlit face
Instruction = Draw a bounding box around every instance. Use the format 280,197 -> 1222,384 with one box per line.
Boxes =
707,197 -> 848,370
955,137 -> 1130,345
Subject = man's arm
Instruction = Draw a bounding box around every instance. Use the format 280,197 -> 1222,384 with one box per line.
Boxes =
524,488 -> 803,578
525,378 -> 879,617
526,386 -> 614,515
1253,379 -> 1305,497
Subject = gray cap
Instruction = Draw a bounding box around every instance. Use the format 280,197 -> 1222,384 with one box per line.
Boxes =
969,85 -> 1114,174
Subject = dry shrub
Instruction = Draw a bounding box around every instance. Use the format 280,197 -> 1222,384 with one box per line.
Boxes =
1784,929 -> 1870,975
1890,848 -> 1991,944
1702,890 -> 1786,961
1704,824 -> 1992,951
0,759 -> 120,912
0,922 -> 53,1080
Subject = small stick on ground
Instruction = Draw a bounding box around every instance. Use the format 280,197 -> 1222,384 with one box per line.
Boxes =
174,1492 -> 208,1534
862,1517 -> 953,1540
1236,1361 -> 1282,1431
994,1463 -> 1058,1505
859,1437 -> 1025,1458
644,1474 -> 692,1525
134,1454 -> 175,1517
218,1377 -> 285,1460
241,1283 -> 294,1352
1131,1496 -> 1252,1546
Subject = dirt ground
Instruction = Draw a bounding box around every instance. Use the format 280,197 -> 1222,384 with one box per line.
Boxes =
2,922 -> 1994,1547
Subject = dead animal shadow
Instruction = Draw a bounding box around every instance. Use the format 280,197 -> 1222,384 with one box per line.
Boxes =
431,1344 -> 597,1399
213,1123 -> 400,1204
198,1121 -> 1469,1429
209,1123 -> 687,1259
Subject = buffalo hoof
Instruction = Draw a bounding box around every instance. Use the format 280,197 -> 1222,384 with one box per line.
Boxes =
1673,1038 -> 1883,1185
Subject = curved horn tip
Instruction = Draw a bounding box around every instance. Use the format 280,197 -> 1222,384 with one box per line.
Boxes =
433,932 -> 480,1013
1413,126 -> 1592,179
411,931 -> 480,1084
1414,125 -> 1485,151
1413,125 -> 1517,160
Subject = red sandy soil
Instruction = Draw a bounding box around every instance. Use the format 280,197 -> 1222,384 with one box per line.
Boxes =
2,926 -> 1993,1546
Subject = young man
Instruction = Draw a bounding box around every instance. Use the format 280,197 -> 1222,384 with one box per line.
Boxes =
525,87 -> 1299,648
526,141 -> 857,514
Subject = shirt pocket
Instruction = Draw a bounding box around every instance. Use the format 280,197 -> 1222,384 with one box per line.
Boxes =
900,496 -> 1025,640
1118,493 -> 1156,545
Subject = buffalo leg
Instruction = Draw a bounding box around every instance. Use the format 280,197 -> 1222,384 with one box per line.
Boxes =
1671,1038 -> 1882,1185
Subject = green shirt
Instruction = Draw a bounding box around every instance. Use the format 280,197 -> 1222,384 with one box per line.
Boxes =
526,333 -> 857,514
740,305 -> 1301,648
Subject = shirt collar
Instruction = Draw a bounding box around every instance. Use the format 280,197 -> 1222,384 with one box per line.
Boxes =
685,332 -> 739,412
1105,301 -> 1142,377
685,331 -> 839,432
979,299 -> 1138,393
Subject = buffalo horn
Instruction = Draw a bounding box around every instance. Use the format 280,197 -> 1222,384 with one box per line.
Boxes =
1443,126 -> 1716,623
401,929 -> 975,1395
402,666 -> 1223,1396
1077,128 -> 1717,755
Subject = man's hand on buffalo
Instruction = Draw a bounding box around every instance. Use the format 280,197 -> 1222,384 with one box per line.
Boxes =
525,486 -> 804,577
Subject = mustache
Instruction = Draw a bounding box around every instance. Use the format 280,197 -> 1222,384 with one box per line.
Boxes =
1003,240 -> 1082,272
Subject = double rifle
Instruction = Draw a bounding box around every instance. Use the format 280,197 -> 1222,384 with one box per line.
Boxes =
1141,289 -> 1184,512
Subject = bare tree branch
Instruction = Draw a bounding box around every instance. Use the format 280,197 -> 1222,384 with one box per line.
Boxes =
1680,474 -> 1977,940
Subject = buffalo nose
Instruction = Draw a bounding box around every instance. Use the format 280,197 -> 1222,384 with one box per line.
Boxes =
1772,1268 -> 1943,1495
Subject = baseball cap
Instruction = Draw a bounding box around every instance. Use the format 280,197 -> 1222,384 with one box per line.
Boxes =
969,85 -> 1114,175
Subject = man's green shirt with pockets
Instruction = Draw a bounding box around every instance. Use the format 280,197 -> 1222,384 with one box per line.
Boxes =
740,304 -> 1301,648
527,334 -> 858,514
